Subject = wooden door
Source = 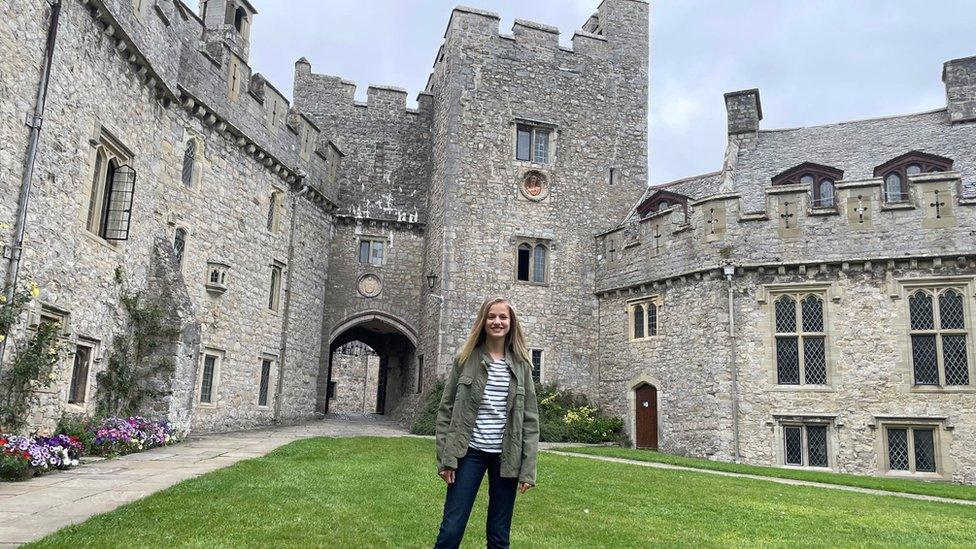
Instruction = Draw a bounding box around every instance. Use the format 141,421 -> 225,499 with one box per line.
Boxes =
635,384 -> 658,449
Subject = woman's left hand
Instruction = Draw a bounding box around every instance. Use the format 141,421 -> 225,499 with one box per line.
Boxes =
518,482 -> 535,494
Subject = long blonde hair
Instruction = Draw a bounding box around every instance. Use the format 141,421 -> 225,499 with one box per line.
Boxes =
456,296 -> 530,366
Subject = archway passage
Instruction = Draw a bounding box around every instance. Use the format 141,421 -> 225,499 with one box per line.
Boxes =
635,384 -> 659,449
322,312 -> 417,420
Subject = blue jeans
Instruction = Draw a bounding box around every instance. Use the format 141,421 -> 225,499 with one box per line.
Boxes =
434,447 -> 519,549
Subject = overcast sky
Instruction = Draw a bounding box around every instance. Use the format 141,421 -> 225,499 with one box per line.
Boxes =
233,1 -> 976,185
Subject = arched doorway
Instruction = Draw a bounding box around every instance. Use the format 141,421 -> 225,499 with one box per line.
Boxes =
321,311 -> 418,420
634,383 -> 659,450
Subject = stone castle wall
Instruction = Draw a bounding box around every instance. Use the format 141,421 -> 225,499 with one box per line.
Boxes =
0,0 -> 334,433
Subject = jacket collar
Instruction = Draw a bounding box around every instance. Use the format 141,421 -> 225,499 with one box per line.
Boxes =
477,345 -> 522,385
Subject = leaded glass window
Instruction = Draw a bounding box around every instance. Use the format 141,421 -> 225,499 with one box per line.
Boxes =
200,355 -> 217,404
531,349 -> 542,383
532,244 -> 547,283
181,139 -> 197,187
783,424 -> 829,468
908,288 -> 971,386
173,228 -> 187,267
258,359 -> 272,407
633,305 -> 644,339
774,293 -> 828,385
629,299 -> 660,340
886,426 -> 939,473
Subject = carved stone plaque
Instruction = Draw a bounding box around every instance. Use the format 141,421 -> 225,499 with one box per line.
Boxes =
357,273 -> 382,298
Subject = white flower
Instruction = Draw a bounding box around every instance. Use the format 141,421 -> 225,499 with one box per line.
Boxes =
48,373 -> 58,381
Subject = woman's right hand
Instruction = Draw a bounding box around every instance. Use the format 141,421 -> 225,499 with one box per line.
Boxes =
439,468 -> 455,484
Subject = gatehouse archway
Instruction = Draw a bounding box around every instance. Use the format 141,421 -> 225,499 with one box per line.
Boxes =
320,311 -> 418,420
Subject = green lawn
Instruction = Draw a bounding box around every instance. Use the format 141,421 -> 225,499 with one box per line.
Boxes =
551,446 -> 976,502
29,437 -> 976,548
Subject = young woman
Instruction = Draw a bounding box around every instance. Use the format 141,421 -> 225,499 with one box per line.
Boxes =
434,296 -> 539,549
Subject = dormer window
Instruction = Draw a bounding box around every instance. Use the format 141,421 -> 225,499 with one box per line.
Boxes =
771,162 -> 843,208
873,151 -> 953,203
636,189 -> 689,221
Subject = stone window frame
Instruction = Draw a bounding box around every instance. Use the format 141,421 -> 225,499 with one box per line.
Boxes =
894,276 -> 976,394
530,349 -> 544,384
871,416 -> 953,480
172,226 -> 189,269
627,295 -> 663,342
358,236 -> 386,267
267,186 -> 285,233
257,354 -> 276,408
873,151 -> 953,204
772,414 -> 836,471
228,54 -> 244,102
84,127 -> 136,245
515,238 -> 550,286
268,260 -> 285,313
180,132 -> 205,188
760,283 -> 838,392
28,302 -> 72,338
325,142 -> 343,188
197,348 -> 225,407
299,121 -> 315,161
66,338 -> 99,410
513,118 -> 557,166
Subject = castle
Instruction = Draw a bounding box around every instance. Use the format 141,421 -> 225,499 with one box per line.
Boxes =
2,0 -> 975,484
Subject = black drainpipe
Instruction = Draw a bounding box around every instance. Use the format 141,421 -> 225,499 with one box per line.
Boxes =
1,0 -> 62,364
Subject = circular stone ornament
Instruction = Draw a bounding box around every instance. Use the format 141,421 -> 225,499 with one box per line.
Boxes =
518,170 -> 549,201
357,273 -> 382,298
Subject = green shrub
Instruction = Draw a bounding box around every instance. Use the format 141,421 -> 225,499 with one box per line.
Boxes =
538,384 -> 625,444
56,413 -> 97,454
410,380 -> 444,435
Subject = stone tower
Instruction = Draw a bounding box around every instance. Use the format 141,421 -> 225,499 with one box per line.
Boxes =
294,0 -> 650,420
200,0 -> 256,63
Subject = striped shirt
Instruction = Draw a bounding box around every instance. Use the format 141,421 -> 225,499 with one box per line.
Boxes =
468,358 -> 511,453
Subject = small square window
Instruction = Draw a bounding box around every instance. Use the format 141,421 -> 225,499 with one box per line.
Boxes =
781,423 -> 829,468
358,238 -> 385,267
515,123 -> 553,165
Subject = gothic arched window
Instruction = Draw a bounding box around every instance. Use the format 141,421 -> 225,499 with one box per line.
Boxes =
874,151 -> 953,203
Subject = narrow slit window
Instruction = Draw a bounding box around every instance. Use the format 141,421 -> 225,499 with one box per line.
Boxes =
258,359 -> 272,406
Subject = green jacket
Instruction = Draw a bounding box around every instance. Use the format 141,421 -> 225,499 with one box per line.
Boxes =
435,346 -> 540,485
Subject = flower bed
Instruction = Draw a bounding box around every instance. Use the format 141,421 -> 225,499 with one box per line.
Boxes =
0,416 -> 181,481
90,416 -> 177,456
0,434 -> 82,481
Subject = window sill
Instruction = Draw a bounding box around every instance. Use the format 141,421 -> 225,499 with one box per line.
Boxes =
515,280 -> 549,287
64,402 -> 87,412
808,206 -> 838,216
781,464 -> 835,473
880,201 -> 915,211
883,470 -> 946,481
83,230 -> 122,253
205,283 -> 228,295
629,335 -> 663,342
909,385 -> 976,394
197,402 -> 217,409
513,159 -> 552,170
768,385 -> 836,393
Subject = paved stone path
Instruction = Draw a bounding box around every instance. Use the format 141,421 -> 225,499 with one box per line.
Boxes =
547,450 -> 976,507
0,416 -> 408,547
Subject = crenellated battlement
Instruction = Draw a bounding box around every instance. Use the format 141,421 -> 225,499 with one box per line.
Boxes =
597,171 -> 976,293
77,0 -> 337,204
436,0 -> 647,64
294,59 -> 432,119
